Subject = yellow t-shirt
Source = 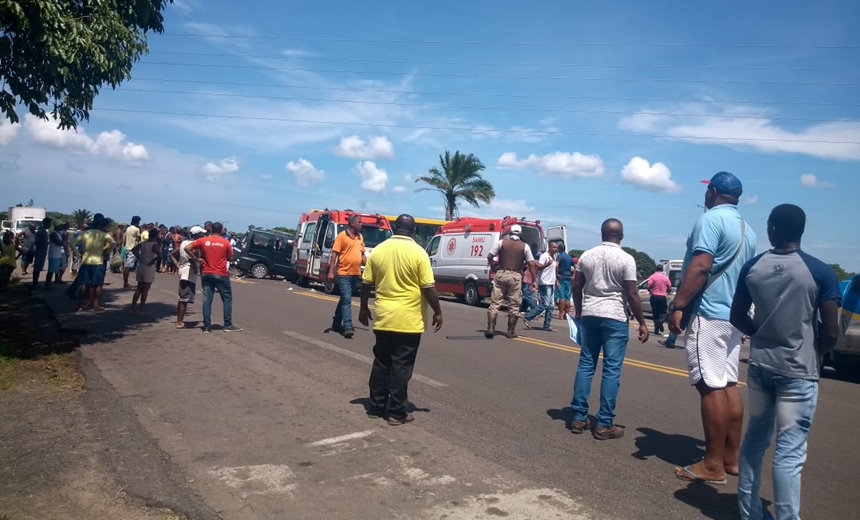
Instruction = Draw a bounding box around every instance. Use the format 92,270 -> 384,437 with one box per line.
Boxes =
124,225 -> 140,250
141,230 -> 150,243
0,241 -> 16,267
361,235 -> 435,333
73,230 -> 115,265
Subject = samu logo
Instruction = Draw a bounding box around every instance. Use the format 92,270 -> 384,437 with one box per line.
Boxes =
773,264 -> 785,275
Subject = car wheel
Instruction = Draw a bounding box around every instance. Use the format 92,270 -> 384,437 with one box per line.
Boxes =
464,281 -> 481,306
250,263 -> 269,279
297,276 -> 309,287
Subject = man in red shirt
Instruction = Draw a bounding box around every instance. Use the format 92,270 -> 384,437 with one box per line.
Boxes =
184,222 -> 242,333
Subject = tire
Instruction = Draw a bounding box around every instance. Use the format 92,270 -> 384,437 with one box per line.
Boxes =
297,275 -> 309,288
464,281 -> 481,306
250,263 -> 269,279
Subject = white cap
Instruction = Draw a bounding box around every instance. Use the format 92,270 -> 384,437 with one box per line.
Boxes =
190,225 -> 206,235
510,224 -> 522,235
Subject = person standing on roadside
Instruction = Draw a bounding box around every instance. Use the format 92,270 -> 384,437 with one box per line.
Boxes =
45,221 -> 66,290
486,224 -> 537,338
359,214 -> 442,426
524,241 -> 559,331
130,229 -> 161,315
730,204 -> 840,519
555,243 -> 573,319
668,172 -> 756,484
327,214 -> 365,338
570,219 -> 649,440
123,216 -> 141,289
173,226 -> 204,328
0,231 -> 18,293
647,265 -> 672,336
19,223 -> 36,275
31,217 -> 51,288
185,222 -> 242,333
71,216 -> 115,312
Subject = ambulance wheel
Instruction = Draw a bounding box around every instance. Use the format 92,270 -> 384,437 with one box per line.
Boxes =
297,276 -> 309,287
464,281 -> 481,306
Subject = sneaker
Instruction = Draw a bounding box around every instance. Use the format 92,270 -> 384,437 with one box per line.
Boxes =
367,410 -> 385,419
593,425 -> 625,440
657,340 -> 675,349
571,420 -> 589,434
202,328 -> 212,334
662,333 -> 670,338
387,415 -> 414,426
343,329 -> 354,339
223,325 -> 243,332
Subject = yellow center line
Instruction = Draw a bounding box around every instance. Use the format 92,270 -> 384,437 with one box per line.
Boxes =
294,290 -> 745,386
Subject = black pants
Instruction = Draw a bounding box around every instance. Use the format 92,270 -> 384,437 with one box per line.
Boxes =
650,295 -> 668,334
368,331 -> 422,420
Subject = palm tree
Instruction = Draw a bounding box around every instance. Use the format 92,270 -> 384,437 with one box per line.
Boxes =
71,209 -> 92,229
415,151 -> 495,220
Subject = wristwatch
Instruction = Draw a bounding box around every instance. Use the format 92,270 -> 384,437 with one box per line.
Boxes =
669,302 -> 684,313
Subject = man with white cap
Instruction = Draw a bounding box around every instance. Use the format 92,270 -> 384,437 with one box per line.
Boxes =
174,226 -> 205,329
485,224 -> 537,339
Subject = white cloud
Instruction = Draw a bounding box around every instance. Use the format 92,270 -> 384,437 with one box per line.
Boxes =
261,174 -> 274,180
619,104 -> 860,161
201,157 -> 240,181
170,0 -> 201,13
286,158 -> 325,187
497,151 -> 605,179
392,186 -> 407,193
742,195 -> 760,205
353,161 -> 388,193
23,114 -> 148,163
0,119 -> 21,146
800,174 -> 833,188
334,135 -> 395,160
620,157 -> 682,193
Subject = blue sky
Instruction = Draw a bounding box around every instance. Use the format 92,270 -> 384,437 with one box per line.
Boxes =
2,0 -> 859,270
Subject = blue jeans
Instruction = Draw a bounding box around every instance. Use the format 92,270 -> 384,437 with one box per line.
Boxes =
525,285 -> 554,329
738,365 -> 818,520
570,316 -> 629,427
520,283 -> 536,313
333,275 -> 361,331
202,274 -> 233,329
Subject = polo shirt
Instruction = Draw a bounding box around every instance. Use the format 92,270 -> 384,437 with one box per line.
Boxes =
332,230 -> 365,276
190,236 -> 231,277
362,235 -> 435,333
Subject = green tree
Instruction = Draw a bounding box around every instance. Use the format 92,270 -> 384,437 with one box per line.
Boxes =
415,150 -> 495,220
569,249 -> 585,259
829,263 -> 855,282
71,209 -> 92,228
273,227 -> 297,235
622,247 -> 657,282
1,0 -> 173,129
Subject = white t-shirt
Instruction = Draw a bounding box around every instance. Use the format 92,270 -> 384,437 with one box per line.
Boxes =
537,252 -> 557,286
178,240 -> 198,284
49,231 -> 66,259
576,242 -> 637,323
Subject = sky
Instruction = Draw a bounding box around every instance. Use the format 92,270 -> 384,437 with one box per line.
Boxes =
2,0 -> 859,270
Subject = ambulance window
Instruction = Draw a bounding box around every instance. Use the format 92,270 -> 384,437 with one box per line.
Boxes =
324,222 -> 336,248
302,223 -> 316,244
426,236 -> 441,257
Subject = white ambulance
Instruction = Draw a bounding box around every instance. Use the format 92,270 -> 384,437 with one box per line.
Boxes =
424,216 -> 567,306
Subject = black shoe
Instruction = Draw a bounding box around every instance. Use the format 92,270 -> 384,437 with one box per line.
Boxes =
343,329 -> 354,339
658,340 -> 675,349
223,325 -> 243,332
202,328 -> 212,334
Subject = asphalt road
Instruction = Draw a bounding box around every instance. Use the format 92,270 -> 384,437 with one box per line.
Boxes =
70,273 -> 860,520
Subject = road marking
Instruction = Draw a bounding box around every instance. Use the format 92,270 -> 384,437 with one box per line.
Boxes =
208,464 -> 296,498
281,330 -> 447,387
295,290 -> 375,309
308,430 -> 376,447
231,277 -> 256,284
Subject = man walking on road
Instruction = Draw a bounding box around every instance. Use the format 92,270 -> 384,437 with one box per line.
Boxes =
485,224 -> 537,339
524,241 -> 559,332
123,216 -> 141,290
185,222 -> 242,334
668,171 -> 756,484
359,214 -> 442,426
647,265 -> 672,335
730,204 -> 841,520
327,214 -> 366,338
570,219 -> 649,440
555,243 -> 573,319
31,217 -> 51,289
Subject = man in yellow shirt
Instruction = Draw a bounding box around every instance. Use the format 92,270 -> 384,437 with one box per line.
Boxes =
359,214 -> 443,426
0,230 -> 18,292
327,214 -> 366,338
123,216 -> 141,289
72,216 -> 115,311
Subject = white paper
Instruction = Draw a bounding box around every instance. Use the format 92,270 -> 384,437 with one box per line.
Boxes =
567,315 -> 581,345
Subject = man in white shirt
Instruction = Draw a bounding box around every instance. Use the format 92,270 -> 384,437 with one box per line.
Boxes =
524,241 -> 559,331
173,226 -> 205,329
570,219 -> 649,440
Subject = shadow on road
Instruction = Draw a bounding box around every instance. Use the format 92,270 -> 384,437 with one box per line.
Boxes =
631,427 -> 705,466
349,397 -> 430,415
546,408 -> 599,434
674,485 -> 772,520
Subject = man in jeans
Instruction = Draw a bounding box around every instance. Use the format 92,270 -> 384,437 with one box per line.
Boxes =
524,241 -> 559,331
185,222 -> 242,333
327,214 -> 365,338
359,214 -> 443,426
570,219 -> 649,440
730,204 -> 840,520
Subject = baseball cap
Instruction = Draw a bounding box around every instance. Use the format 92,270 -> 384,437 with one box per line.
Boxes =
510,224 -> 522,235
702,171 -> 743,197
189,225 -> 206,235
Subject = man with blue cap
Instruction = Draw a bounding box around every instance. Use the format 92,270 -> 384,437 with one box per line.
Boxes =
668,171 -> 757,484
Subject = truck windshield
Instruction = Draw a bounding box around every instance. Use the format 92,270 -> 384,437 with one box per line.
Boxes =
16,220 -> 41,230
337,225 -> 392,248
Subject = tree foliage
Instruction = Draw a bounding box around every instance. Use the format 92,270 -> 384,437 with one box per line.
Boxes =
829,263 -> 856,282
71,208 -> 92,228
1,0 -> 172,129
622,247 -> 658,282
415,150 -> 495,221
272,226 -> 296,235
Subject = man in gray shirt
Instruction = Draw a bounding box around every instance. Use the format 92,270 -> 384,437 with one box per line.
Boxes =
730,204 -> 841,520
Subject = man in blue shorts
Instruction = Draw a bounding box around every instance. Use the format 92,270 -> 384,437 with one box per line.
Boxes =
555,242 -> 573,319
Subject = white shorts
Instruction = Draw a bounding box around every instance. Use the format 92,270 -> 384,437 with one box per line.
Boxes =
684,315 -> 743,389
124,250 -> 137,269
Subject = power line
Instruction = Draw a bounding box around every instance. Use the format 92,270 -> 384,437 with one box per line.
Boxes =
160,33 -> 860,49
91,107 -> 860,144
148,51 -> 860,73
115,87 -> 857,123
130,76 -> 860,108
136,61 -> 860,86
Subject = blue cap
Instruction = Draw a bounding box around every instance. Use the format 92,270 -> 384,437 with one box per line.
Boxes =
702,171 -> 743,197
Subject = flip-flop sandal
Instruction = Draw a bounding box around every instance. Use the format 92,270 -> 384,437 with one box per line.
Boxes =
725,468 -> 739,477
522,321 -> 533,330
674,466 -> 727,485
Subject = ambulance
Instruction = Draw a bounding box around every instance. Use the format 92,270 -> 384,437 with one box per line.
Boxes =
424,216 -> 567,306
292,209 -> 393,293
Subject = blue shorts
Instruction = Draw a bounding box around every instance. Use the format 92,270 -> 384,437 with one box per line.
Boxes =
48,258 -> 63,273
78,264 -> 106,287
556,278 -> 572,302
